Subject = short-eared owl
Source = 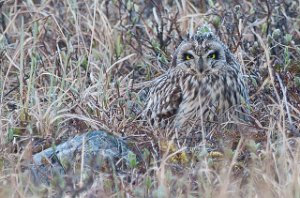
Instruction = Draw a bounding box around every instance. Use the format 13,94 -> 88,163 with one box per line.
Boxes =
144,26 -> 249,130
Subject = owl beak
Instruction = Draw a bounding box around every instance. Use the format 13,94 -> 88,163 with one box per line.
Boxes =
198,57 -> 204,73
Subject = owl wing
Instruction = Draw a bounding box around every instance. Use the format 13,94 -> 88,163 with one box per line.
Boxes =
144,72 -> 183,127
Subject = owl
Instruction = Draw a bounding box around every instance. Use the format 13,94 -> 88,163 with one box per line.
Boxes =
144,26 -> 249,131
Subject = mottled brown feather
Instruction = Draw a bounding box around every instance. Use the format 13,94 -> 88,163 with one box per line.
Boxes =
144,27 -> 249,130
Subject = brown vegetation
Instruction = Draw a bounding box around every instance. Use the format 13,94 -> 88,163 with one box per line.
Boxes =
0,0 -> 300,197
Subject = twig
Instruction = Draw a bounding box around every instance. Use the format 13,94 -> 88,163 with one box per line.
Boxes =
276,73 -> 300,137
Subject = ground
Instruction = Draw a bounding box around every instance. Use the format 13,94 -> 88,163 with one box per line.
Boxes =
0,0 -> 300,197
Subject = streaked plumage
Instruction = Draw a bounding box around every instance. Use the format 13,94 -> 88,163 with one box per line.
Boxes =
144,27 -> 249,130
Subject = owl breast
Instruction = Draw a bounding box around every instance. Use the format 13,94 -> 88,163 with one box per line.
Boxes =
144,65 -> 247,130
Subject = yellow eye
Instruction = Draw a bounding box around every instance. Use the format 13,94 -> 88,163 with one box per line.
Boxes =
183,53 -> 194,61
208,52 -> 218,59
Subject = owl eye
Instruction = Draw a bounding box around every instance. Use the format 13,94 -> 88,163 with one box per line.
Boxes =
207,52 -> 218,59
182,53 -> 194,61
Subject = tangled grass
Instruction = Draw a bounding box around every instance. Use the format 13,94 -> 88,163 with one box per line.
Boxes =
0,0 -> 300,197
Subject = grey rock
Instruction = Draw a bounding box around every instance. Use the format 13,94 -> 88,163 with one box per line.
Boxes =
29,130 -> 135,185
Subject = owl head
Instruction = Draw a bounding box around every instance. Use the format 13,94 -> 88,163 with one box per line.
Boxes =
172,25 -> 239,73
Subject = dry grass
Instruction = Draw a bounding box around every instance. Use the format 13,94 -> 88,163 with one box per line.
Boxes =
1,0 -> 300,197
